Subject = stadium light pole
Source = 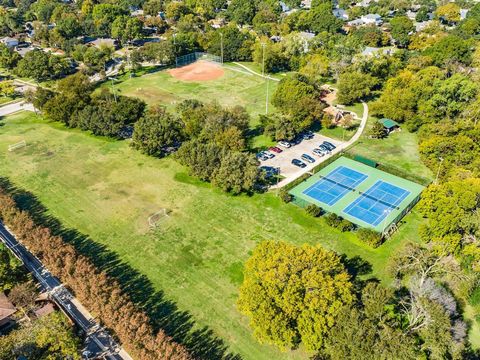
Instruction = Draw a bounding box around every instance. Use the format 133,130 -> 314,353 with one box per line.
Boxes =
173,33 -> 178,67
434,157 -> 444,185
261,42 -> 269,115
220,32 -> 224,64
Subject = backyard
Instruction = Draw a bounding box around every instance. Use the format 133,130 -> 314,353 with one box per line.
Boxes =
0,111 -> 427,359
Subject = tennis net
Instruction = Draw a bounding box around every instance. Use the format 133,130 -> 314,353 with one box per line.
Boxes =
319,174 -> 357,192
357,191 -> 401,210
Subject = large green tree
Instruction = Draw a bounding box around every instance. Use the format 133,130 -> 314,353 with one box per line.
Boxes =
132,106 -> 185,157
237,240 -> 353,351
390,16 -> 414,47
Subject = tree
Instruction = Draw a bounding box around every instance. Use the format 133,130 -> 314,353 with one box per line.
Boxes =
305,204 -> 322,217
227,0 -> 256,25
92,3 -> 127,36
299,53 -> 330,82
0,80 -> 14,98
111,16 -> 143,44
306,3 -> 343,34
369,120 -> 387,139
8,281 -> 37,315
337,71 -> 378,105
15,50 -> 70,81
237,240 -> 353,351
0,43 -> 20,69
423,35 -> 472,66
0,247 -> 24,292
203,25 -> 254,62
132,106 -> 185,157
212,151 -> 259,194
436,3 -> 461,24
323,283 -> 419,360
390,16 -> 414,47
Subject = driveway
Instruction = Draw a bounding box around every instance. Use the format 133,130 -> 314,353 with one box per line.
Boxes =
261,133 -> 343,178
271,102 -> 369,189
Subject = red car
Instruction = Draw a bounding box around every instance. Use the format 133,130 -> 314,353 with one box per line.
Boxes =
269,146 -> 283,153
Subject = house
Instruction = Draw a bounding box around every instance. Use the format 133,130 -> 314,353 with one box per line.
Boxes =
460,9 -> 469,20
279,1 -> 290,13
333,8 -> 349,20
0,37 -> 19,48
0,292 -> 16,328
379,118 -> 400,133
298,31 -> 315,52
356,0 -> 375,8
360,46 -> 394,57
86,38 -> 119,49
361,14 -> 382,26
34,302 -> 56,318
301,0 -> 312,9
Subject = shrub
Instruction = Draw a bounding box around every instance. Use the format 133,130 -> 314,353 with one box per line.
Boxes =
305,204 -> 322,217
357,228 -> 383,248
279,188 -> 292,203
338,219 -> 355,232
325,213 -> 342,227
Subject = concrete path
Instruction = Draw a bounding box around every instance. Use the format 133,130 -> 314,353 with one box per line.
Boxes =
0,101 -> 35,117
231,62 -> 281,81
272,102 -> 369,189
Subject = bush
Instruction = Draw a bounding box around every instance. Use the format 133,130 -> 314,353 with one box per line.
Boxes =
357,228 -> 383,248
305,204 -> 322,217
325,213 -> 342,227
338,219 -> 355,232
321,115 -> 336,129
279,188 -> 292,203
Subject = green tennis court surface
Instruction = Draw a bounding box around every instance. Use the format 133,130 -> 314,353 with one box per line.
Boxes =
289,157 -> 424,233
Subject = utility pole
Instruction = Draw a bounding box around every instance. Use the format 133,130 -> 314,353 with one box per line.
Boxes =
261,42 -> 269,115
434,157 -> 444,184
220,33 -> 224,64
173,33 -> 177,67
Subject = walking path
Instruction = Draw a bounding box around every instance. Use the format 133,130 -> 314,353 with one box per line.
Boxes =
231,62 -> 281,81
0,101 -> 35,117
271,102 -> 369,189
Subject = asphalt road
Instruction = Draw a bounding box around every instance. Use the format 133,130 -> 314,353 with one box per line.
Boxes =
0,222 -> 132,360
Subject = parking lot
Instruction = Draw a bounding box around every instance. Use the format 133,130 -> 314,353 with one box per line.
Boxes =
259,133 -> 344,178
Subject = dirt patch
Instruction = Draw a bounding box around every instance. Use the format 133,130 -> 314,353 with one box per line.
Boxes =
168,60 -> 224,82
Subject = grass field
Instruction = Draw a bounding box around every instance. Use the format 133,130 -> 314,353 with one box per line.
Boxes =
349,113 -> 434,182
0,111 -> 428,359
109,64 -> 277,123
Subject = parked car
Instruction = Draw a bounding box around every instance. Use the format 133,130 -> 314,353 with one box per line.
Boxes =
264,151 -> 275,159
301,131 -> 314,140
260,166 -> 279,178
301,154 -> 315,163
269,146 -> 283,153
318,144 -> 330,152
291,159 -> 307,168
322,141 -> 336,151
312,148 -> 326,157
278,140 -> 292,148
256,152 -> 268,161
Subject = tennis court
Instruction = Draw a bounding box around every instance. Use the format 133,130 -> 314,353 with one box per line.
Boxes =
289,157 -> 425,233
302,166 -> 367,206
343,181 -> 411,227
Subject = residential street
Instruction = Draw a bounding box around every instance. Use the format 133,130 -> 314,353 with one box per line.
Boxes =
0,101 -> 34,117
0,222 -> 132,360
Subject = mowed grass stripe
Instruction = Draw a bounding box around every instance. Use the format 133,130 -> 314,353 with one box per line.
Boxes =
0,112 -> 424,359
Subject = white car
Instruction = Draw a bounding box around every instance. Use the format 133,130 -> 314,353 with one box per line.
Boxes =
312,148 -> 325,157
278,140 -> 291,148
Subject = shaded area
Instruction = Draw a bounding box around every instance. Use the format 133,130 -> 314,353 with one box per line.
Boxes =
0,177 -> 241,360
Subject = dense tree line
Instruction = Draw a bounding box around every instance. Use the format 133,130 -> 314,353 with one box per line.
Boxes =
0,187 -> 191,360
239,241 -> 477,358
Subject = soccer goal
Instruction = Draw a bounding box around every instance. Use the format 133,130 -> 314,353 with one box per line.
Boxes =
148,208 -> 170,228
8,140 -> 26,152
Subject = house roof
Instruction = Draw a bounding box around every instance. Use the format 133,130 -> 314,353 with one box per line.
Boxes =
34,303 -> 55,318
0,292 -> 16,321
380,118 -> 400,129
0,37 -> 18,43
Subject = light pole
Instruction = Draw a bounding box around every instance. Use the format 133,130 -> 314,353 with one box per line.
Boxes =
173,33 -> 177,67
220,32 -> 224,64
434,157 -> 444,184
261,43 -> 269,115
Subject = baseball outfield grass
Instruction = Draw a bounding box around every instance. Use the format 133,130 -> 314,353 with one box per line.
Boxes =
0,111 -> 432,359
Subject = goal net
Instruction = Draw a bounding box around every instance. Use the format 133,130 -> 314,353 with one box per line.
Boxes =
8,140 -> 26,152
148,208 -> 170,228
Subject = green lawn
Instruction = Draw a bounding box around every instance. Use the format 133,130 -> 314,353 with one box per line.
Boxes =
0,96 -> 15,106
109,65 -> 278,122
348,113 -> 434,182
0,111 -> 425,359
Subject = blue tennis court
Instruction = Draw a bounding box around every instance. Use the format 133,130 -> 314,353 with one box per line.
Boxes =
302,166 -> 368,206
343,181 -> 410,227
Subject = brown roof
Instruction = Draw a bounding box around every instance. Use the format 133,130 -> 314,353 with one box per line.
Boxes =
34,303 -> 55,318
0,292 -> 16,321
